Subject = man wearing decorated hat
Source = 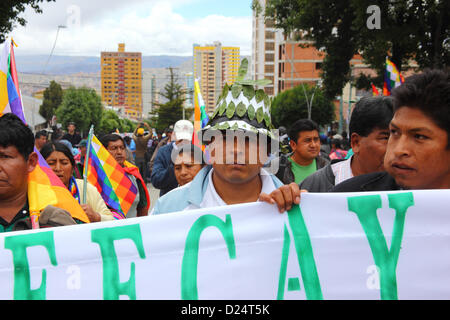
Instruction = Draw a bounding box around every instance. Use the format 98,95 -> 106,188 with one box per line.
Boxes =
151,59 -> 284,214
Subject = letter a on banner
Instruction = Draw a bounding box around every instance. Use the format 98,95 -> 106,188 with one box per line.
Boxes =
278,205 -> 323,300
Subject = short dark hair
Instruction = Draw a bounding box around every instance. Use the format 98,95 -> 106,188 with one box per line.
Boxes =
99,134 -> 125,149
392,69 -> 450,147
35,130 -> 48,140
349,96 -> 394,137
0,113 -> 34,160
40,141 -> 75,168
288,119 -> 319,142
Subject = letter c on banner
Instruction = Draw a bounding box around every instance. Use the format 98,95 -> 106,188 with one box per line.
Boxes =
181,214 -> 236,300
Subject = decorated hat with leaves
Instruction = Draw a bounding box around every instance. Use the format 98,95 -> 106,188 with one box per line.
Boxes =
201,58 -> 275,142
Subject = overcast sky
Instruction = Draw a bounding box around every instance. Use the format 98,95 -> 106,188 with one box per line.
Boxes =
10,0 -> 253,56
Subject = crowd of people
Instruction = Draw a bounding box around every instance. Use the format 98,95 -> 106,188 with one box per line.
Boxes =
0,68 -> 448,232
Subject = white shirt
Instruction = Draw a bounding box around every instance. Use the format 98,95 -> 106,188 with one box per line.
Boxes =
188,168 -> 277,210
331,156 -> 354,185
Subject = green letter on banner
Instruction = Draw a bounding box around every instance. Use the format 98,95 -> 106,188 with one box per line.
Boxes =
91,224 -> 146,300
181,214 -> 236,300
286,205 -> 323,300
4,231 -> 57,300
348,192 -> 414,300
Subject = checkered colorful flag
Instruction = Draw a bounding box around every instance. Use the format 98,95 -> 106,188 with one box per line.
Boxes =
85,132 -> 138,219
383,57 -> 405,96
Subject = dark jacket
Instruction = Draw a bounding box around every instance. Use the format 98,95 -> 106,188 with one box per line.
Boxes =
331,171 -> 401,192
300,159 -> 345,192
273,152 -> 330,185
150,143 -> 178,196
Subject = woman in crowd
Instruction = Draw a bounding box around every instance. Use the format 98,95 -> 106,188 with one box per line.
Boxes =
40,142 -> 115,222
173,144 -> 206,187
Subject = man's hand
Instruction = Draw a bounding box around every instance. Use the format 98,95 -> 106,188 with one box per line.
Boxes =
259,183 -> 307,213
81,204 -> 101,223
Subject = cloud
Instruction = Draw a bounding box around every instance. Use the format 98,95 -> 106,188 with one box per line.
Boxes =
10,0 -> 252,56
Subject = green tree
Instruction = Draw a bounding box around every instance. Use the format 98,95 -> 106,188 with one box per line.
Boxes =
152,67 -> 187,132
0,0 -> 55,43
97,110 -> 137,134
98,110 -> 120,134
56,87 -> 103,135
39,80 -> 63,123
271,84 -> 335,129
264,0 -> 449,94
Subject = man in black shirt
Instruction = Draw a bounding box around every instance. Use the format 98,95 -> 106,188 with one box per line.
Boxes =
62,122 -> 81,147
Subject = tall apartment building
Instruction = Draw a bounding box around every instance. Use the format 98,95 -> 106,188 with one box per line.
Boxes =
193,42 -> 240,114
101,43 -> 143,119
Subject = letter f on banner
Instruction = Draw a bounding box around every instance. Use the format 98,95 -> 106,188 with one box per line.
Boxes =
348,193 -> 414,300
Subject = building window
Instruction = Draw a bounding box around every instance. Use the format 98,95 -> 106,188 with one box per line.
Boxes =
265,53 -> 275,62
265,65 -> 274,73
265,42 -> 275,51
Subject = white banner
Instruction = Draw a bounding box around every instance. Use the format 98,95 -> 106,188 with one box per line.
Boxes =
0,189 -> 449,300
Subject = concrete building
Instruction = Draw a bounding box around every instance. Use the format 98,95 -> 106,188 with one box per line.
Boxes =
193,42 -> 240,114
142,72 -> 156,119
101,43 -> 143,120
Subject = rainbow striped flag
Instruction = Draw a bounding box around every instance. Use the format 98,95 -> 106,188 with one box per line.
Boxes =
383,57 -> 405,96
0,38 -> 89,226
192,79 -> 209,147
86,134 -> 138,219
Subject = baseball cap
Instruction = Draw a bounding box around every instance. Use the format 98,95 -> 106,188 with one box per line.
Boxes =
173,120 -> 194,142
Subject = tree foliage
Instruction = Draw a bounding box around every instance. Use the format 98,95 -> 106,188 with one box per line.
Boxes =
39,80 -> 62,123
271,84 -> 335,129
98,110 -> 136,134
0,0 -> 55,43
56,87 -> 103,135
264,0 -> 449,93
152,67 -> 187,132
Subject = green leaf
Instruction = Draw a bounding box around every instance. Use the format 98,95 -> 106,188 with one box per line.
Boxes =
256,107 -> 264,123
236,102 -> 247,117
255,89 -> 266,103
218,122 -> 230,130
264,113 -> 271,128
231,122 -> 239,130
212,105 -> 220,119
243,85 -> 255,101
235,79 -> 272,86
254,79 -> 272,86
226,101 -> 236,119
247,104 -> 256,121
236,58 -> 248,82
218,100 -> 227,116
264,95 -> 270,108
231,84 -> 242,99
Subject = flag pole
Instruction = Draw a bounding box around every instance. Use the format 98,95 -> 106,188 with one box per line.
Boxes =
82,125 -> 94,205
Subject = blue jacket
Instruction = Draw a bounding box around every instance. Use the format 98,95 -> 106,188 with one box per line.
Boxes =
150,143 -> 178,196
152,165 -> 284,215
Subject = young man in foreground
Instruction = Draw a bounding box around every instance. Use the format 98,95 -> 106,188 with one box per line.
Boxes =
151,59 -> 283,214
260,69 -> 450,211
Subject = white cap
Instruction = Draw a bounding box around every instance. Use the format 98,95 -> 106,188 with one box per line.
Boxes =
173,120 -> 194,142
